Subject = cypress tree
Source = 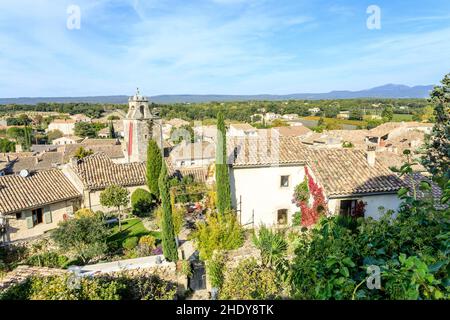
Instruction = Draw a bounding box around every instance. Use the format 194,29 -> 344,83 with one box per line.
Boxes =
147,139 -> 162,198
158,162 -> 178,262
423,73 -> 450,183
108,121 -> 115,139
215,112 -> 232,215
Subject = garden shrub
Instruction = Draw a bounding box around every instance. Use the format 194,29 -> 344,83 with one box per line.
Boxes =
0,273 -> 178,300
190,210 -> 244,261
131,188 -> 154,218
139,235 -> 156,250
74,208 -> 96,219
123,236 -> 139,251
220,258 -> 282,300
25,252 -> 69,269
292,212 -> 301,227
51,215 -> 109,264
206,251 -> 225,289
252,226 -> 287,269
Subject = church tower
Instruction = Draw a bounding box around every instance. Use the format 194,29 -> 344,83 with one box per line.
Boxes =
123,88 -> 154,163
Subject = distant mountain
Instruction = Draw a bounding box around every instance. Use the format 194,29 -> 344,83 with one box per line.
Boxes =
0,84 -> 434,105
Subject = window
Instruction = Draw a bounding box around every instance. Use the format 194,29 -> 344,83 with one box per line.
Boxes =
280,175 -> 289,187
15,212 -> 22,219
339,200 -> 357,216
277,209 -> 288,225
32,208 -> 43,226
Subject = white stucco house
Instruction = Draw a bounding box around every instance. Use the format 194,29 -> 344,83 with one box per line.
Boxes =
0,170 -> 82,243
52,136 -> 83,145
228,136 -> 404,227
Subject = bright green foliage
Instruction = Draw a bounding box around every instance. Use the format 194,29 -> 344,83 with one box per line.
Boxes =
190,210 -> 244,261
215,112 -> 231,215
252,226 -> 288,269
122,236 -> 139,251
100,185 -> 130,231
0,273 -> 177,300
74,146 -> 93,159
290,185 -> 450,300
158,162 -> 178,262
293,176 -> 309,202
423,73 -> 450,182
51,216 -> 109,264
180,260 -> 193,277
0,138 -> 15,152
206,251 -> 225,288
131,188 -> 154,217
292,212 -> 302,227
381,105 -> 394,121
146,139 -> 162,198
220,258 -> 282,300
74,122 -> 98,138
139,235 -> 156,250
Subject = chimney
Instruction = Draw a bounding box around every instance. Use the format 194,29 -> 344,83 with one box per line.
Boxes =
366,146 -> 376,167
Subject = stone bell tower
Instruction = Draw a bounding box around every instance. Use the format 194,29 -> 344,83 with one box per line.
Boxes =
123,88 -> 154,163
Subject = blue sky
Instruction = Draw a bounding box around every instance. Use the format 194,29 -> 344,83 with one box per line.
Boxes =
0,0 -> 449,97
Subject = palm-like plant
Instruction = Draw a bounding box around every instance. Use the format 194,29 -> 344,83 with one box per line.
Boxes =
252,225 -> 287,269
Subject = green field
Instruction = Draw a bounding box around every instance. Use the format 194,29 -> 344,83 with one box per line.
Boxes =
392,113 -> 414,121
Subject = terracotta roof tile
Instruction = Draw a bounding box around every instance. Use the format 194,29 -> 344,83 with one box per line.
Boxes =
0,170 -> 81,215
72,153 -> 146,190
229,136 -> 404,196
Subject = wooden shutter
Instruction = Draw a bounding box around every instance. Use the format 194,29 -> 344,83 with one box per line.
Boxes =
44,206 -> 53,224
24,211 -> 33,229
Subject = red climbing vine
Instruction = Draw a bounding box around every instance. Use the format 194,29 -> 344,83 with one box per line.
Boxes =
292,167 -> 327,227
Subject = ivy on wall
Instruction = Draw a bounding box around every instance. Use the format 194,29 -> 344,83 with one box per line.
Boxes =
292,167 -> 327,227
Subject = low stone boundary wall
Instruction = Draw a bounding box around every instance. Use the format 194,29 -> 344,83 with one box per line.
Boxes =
0,265 -> 67,291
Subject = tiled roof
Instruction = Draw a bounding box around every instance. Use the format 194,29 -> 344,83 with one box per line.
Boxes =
0,170 -> 81,215
170,141 -> 215,161
229,123 -> 256,131
5,152 -> 64,174
72,152 -> 146,190
302,148 -> 404,196
229,136 -> 404,196
228,136 -> 306,167
274,125 -> 311,137
59,143 -> 124,162
166,159 -> 208,183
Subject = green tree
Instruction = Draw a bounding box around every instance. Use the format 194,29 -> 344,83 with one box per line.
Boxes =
215,112 -> 231,215
108,121 -> 116,139
130,188 -> 154,217
51,216 -> 109,264
0,138 -> 15,152
74,146 -> 93,159
146,139 -> 162,198
423,73 -> 450,183
47,129 -> 63,142
74,122 -> 97,138
381,105 -> 394,121
158,162 -> 178,262
99,185 -> 130,231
